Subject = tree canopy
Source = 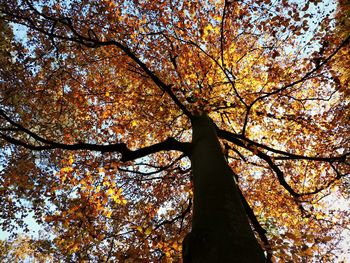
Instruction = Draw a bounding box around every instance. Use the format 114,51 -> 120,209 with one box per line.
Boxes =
0,0 -> 349,261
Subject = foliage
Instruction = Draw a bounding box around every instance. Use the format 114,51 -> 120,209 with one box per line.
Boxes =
0,0 -> 349,261
0,235 -> 54,263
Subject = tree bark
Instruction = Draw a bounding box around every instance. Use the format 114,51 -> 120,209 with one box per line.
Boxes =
183,114 -> 266,262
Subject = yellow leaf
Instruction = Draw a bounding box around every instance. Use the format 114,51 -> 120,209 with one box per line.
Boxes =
131,120 -> 137,127
68,155 -> 74,165
70,243 -> 79,253
61,166 -> 73,173
137,226 -> 143,233
102,111 -> 109,118
316,214 -> 324,220
172,242 -> 179,250
145,227 -> 152,235
106,188 -> 114,196
103,181 -> 110,187
105,210 -> 112,218
204,24 -> 213,36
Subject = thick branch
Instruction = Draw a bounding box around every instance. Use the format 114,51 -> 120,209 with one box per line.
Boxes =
255,148 -> 301,197
238,187 -> 272,262
217,129 -> 301,197
218,128 -> 349,197
0,132 -> 190,162
0,109 -> 191,160
218,129 -> 348,163
219,0 -> 228,67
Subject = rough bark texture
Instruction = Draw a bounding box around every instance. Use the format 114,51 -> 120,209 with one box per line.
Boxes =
183,114 -> 266,262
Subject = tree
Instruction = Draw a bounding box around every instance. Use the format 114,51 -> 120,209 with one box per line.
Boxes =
0,0 -> 349,261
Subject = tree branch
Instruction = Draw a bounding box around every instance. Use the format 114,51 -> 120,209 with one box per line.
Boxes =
119,154 -> 186,175
0,132 -> 191,162
239,34 -> 350,135
153,197 -> 192,232
237,186 -> 272,262
0,108 -> 191,161
218,128 -> 349,197
1,2 -> 193,119
217,129 -> 303,197
251,34 -> 350,104
218,129 -> 348,163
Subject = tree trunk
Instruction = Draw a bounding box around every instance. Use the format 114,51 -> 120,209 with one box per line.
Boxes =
183,114 -> 266,262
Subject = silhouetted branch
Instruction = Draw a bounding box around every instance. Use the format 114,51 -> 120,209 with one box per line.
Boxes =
238,186 -> 272,262
1,2 -> 193,119
119,154 -> 186,175
1,131 -> 190,161
252,35 -> 350,103
0,109 -> 191,161
153,197 -> 192,232
218,129 -> 349,163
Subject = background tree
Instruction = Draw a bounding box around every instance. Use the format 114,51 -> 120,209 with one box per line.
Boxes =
0,0 -> 349,262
